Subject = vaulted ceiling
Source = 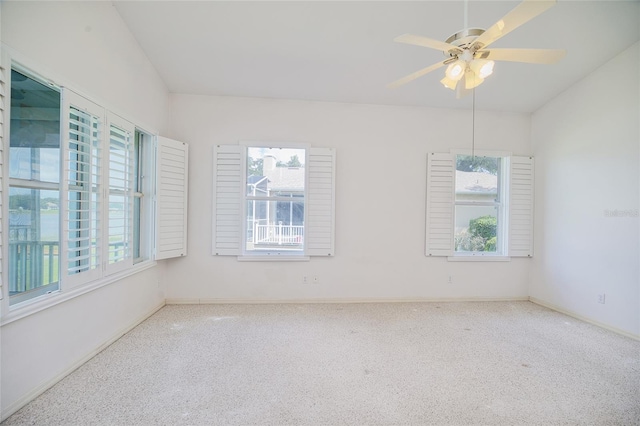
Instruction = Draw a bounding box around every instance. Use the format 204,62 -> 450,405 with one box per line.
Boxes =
114,1 -> 640,113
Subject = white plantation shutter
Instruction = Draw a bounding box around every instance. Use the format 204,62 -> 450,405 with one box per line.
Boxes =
155,136 -> 188,260
306,147 -> 336,256
62,89 -> 103,287
213,145 -> 242,256
509,156 -> 534,257
105,114 -> 135,274
426,153 -> 455,256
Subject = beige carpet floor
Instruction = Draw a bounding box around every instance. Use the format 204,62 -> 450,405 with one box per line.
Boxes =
3,301 -> 639,425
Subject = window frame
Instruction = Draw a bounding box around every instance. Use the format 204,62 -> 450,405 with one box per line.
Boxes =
6,64 -> 63,305
133,128 -> 155,264
452,152 -> 509,258
240,141 -> 310,259
61,89 -> 104,289
104,113 -> 135,276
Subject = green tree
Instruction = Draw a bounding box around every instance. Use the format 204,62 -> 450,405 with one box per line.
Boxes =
286,155 -> 302,168
248,157 -> 263,176
468,215 -> 497,252
456,155 -> 498,175
9,194 -> 33,210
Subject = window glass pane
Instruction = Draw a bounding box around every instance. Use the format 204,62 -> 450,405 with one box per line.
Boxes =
454,205 -> 498,252
245,200 -> 304,252
133,196 -> 141,260
246,147 -> 305,197
10,69 -> 61,182
455,155 -> 500,202
9,187 -> 60,303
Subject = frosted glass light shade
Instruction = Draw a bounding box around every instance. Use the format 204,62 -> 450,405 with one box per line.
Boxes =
445,60 -> 465,81
470,59 -> 495,79
440,76 -> 459,90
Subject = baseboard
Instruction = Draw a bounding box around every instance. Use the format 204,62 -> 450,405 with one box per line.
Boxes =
165,296 -> 530,305
529,297 -> 640,341
1,301 -> 166,422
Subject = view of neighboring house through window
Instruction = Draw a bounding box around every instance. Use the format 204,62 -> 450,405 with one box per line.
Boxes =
454,155 -> 506,255
8,68 -> 62,304
245,146 -> 305,253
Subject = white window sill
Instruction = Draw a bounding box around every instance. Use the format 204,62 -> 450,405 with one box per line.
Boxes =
1,260 -> 157,326
238,255 -> 310,262
447,256 -> 511,262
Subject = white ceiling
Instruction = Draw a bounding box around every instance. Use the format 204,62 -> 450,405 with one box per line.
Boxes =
114,1 -> 640,113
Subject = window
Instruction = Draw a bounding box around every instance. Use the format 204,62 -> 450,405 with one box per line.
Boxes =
213,144 -> 335,258
454,155 -> 506,256
105,114 -> 135,274
426,152 -> 533,258
4,63 -> 182,308
62,92 -> 103,287
8,68 -> 61,305
245,147 -> 306,254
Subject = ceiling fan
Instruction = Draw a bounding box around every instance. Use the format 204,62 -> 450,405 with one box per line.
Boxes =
388,0 -> 566,97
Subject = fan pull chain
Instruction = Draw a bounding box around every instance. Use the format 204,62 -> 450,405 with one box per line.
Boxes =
471,87 -> 476,160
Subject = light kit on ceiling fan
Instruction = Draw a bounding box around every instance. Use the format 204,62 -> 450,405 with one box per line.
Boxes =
387,0 -> 566,97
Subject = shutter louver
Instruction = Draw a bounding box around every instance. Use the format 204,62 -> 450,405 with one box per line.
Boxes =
213,145 -> 242,255
155,136 -> 189,260
306,147 -> 336,256
509,156 -> 534,257
426,153 -> 455,256
62,90 -> 103,286
105,115 -> 134,273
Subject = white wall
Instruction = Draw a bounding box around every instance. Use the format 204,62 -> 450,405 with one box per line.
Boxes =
1,1 -> 169,418
165,95 -> 532,303
531,42 -> 640,337
1,1 -> 169,132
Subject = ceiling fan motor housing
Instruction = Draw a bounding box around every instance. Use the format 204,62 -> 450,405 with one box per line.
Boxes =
444,28 -> 485,56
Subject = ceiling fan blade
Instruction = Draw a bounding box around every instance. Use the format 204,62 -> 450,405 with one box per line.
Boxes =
394,34 -> 461,54
477,48 -> 566,64
472,0 -> 556,50
387,61 -> 446,89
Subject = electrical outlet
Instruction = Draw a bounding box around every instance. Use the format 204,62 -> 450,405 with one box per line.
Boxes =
448,275 -> 452,284
597,293 -> 606,304
303,276 -> 309,284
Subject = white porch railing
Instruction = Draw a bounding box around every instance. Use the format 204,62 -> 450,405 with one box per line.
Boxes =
254,222 -> 304,245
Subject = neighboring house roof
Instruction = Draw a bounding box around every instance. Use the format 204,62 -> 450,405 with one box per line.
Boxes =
264,167 -> 305,192
455,170 -> 497,195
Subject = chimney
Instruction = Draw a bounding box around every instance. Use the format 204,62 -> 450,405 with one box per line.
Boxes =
263,154 -> 276,173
